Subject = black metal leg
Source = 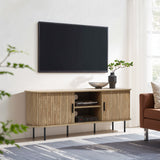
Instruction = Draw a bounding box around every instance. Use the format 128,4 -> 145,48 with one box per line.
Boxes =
94,123 -> 96,134
33,128 -> 35,139
66,125 -> 69,137
144,128 -> 149,141
44,127 -> 46,141
124,121 -> 126,132
112,122 -> 114,130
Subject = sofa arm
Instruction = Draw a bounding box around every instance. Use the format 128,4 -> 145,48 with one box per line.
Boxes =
140,93 -> 154,128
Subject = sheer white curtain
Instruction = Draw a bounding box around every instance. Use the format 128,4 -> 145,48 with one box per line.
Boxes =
127,0 -> 152,126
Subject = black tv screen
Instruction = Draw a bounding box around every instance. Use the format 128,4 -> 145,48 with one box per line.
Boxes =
38,22 -> 108,72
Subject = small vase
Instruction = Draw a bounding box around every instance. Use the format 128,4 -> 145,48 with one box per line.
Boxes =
108,72 -> 117,88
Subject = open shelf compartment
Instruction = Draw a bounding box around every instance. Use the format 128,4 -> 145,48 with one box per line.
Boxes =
74,92 -> 102,123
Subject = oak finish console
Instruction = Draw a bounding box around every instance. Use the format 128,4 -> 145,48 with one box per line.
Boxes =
26,88 -> 130,140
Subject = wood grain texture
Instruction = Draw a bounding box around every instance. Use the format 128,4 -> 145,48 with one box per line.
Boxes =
96,92 -> 103,121
26,89 -> 130,127
26,88 -> 131,93
26,92 -> 74,126
118,91 -> 130,120
102,91 -> 113,121
102,91 -> 130,121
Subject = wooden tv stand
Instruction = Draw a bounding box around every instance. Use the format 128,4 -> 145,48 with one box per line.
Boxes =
26,88 -> 130,140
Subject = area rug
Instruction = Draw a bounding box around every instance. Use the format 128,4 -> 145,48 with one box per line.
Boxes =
1,130 -> 160,160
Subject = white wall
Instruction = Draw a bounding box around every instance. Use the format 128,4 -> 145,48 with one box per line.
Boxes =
0,0 -> 129,139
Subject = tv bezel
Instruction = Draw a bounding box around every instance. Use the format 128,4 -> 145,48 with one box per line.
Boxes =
38,21 -> 108,73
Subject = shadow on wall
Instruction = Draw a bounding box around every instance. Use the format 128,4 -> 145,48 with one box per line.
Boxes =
1,92 -> 26,124
70,75 -> 94,88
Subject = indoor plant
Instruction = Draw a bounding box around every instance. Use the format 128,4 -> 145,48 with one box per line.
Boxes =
0,45 -> 33,154
108,60 -> 133,88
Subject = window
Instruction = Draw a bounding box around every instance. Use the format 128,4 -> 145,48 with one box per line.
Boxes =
151,0 -> 160,82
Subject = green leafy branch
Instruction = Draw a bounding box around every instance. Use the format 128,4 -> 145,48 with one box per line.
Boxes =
0,45 -> 34,154
3,62 -> 34,71
0,45 -> 23,67
0,45 -> 34,71
0,120 -> 28,154
108,60 -> 133,73
0,45 -> 34,100
0,71 -> 14,75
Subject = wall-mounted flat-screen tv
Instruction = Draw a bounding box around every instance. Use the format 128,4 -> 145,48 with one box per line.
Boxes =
38,22 -> 108,72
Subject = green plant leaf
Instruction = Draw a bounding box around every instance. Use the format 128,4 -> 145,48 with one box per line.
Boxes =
5,139 -> 10,145
0,71 -> 14,75
0,91 -> 11,100
0,136 -> 5,142
21,124 -> 28,131
108,60 -> 133,72
7,62 -> 11,66
8,45 -> 16,49
0,150 -> 3,154
13,63 -> 18,68
10,140 -> 15,145
15,144 -> 20,148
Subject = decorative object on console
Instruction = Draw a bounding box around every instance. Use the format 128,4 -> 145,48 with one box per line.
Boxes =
108,60 -> 133,88
108,72 -> 117,89
89,82 -> 108,89
151,82 -> 160,108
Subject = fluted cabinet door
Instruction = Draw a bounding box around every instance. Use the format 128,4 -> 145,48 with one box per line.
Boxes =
118,91 -> 130,120
102,91 -> 119,121
26,92 -> 75,126
59,93 -> 75,125
102,91 -> 130,121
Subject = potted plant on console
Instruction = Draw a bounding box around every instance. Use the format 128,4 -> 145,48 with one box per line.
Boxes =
108,60 -> 133,88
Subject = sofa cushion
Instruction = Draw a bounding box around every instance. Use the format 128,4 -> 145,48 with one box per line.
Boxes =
144,119 -> 160,131
151,82 -> 160,108
144,108 -> 160,121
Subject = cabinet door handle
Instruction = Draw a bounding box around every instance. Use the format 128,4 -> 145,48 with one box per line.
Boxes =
103,102 -> 105,111
72,104 -> 74,113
